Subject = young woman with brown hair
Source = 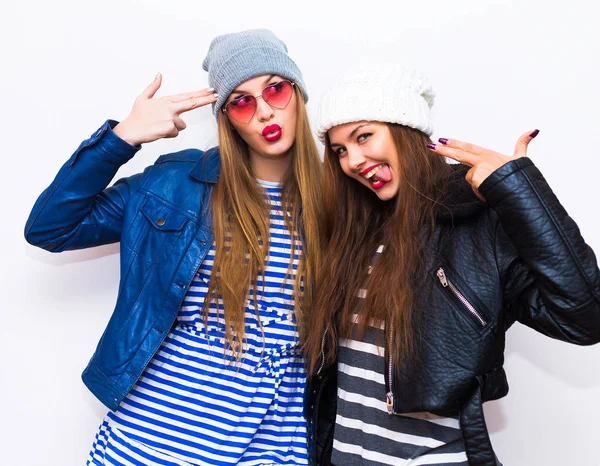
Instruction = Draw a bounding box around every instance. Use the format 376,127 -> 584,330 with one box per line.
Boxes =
303,64 -> 600,466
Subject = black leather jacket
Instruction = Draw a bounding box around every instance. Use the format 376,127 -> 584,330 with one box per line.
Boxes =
304,158 -> 600,466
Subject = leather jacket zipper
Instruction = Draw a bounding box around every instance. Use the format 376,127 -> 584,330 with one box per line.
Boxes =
386,318 -> 395,415
436,267 -> 487,327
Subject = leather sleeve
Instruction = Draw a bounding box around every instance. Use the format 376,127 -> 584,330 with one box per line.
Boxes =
24,120 -> 143,252
479,157 -> 600,344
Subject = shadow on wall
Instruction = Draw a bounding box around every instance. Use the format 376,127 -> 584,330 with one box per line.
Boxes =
24,242 -> 120,266
503,324 -> 600,390
23,242 -> 121,303
484,323 -> 600,435
483,400 -> 506,434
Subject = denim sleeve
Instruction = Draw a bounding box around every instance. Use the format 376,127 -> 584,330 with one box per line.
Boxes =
24,120 -> 144,251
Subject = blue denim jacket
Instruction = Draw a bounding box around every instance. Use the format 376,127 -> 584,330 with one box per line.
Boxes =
25,120 -> 222,410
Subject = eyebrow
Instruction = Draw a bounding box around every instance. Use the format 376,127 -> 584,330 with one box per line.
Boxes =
230,74 -> 278,96
330,124 -> 370,147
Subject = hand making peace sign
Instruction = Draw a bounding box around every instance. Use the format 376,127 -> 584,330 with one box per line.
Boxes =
428,129 -> 540,201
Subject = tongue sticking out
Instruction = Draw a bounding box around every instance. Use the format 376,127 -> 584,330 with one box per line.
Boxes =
372,165 -> 392,183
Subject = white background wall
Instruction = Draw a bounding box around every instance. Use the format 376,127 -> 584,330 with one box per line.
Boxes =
2,0 -> 599,464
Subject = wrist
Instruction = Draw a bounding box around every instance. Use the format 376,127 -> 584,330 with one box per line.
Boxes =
113,120 -> 142,147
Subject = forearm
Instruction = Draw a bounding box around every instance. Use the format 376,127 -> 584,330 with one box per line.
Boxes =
482,158 -> 600,343
25,120 -> 142,251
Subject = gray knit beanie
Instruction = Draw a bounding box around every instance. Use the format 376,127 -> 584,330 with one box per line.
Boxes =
202,29 -> 308,119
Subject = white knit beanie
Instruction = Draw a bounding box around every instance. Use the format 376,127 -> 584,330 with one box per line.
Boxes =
316,64 -> 435,142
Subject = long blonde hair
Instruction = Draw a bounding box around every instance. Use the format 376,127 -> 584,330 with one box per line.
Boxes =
203,86 -> 323,359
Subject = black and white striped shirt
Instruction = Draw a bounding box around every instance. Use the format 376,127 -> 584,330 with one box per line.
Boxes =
332,245 -> 468,466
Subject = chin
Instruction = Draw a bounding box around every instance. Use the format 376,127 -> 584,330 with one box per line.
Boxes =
373,184 -> 398,201
261,139 -> 295,157
377,193 -> 395,201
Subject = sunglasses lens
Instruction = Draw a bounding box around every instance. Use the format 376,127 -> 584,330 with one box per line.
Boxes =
262,81 -> 294,109
225,95 -> 257,123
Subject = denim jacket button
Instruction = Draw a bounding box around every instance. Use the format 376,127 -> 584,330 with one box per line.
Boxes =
156,217 -> 166,227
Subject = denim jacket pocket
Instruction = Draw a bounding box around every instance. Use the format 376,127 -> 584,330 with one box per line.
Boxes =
132,196 -> 190,264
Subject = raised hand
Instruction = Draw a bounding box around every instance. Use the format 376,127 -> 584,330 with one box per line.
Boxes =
427,130 -> 539,201
113,73 -> 218,146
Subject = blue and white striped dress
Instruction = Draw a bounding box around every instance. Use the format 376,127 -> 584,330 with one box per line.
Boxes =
87,180 -> 308,466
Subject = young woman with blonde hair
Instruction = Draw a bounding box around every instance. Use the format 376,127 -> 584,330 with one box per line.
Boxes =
26,29 -> 322,465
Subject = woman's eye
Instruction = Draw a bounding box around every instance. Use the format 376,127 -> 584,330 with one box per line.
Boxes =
357,133 -> 372,143
231,95 -> 252,107
335,147 -> 347,157
271,82 -> 284,93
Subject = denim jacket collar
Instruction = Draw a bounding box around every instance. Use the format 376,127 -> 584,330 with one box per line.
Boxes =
189,146 -> 221,183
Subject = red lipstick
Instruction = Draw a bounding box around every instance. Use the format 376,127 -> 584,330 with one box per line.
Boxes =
359,164 -> 382,177
262,124 -> 282,142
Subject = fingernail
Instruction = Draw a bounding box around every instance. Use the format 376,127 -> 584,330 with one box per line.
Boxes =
207,87 -> 215,93
530,129 -> 539,139
213,93 -> 219,98
155,72 -> 161,80
427,143 -> 437,150
438,138 -> 449,145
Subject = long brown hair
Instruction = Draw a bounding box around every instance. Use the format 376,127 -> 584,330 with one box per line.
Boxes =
203,86 -> 323,360
305,124 -> 452,376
